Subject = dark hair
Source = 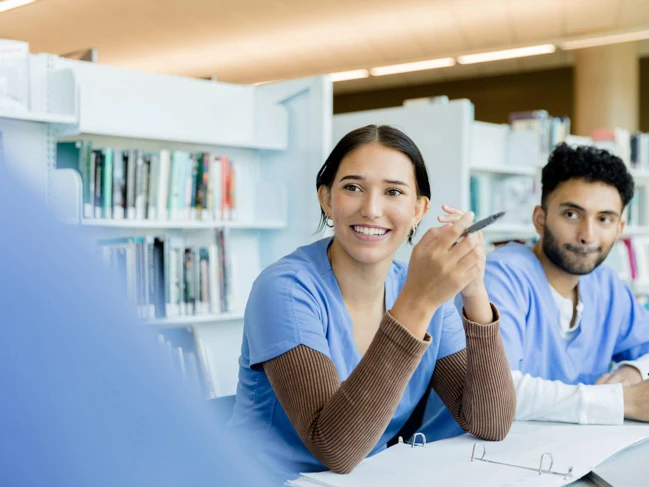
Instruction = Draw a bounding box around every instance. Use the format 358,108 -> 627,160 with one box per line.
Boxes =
541,143 -> 635,210
316,125 -> 431,243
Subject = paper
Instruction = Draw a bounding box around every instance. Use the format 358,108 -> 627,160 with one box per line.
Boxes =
292,421 -> 649,487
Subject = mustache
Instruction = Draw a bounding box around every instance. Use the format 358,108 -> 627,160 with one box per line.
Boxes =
564,244 -> 602,255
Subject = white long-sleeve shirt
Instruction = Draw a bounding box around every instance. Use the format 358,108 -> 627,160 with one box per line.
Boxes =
513,285 -> 649,425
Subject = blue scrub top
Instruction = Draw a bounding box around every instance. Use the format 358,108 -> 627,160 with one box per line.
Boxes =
0,166 -> 268,487
484,243 -> 649,384
229,237 -> 467,478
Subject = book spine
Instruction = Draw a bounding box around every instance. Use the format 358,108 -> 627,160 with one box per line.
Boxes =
147,154 -> 159,221
157,150 -> 171,221
135,150 -> 146,220
94,150 -> 103,219
102,148 -> 113,219
112,150 -> 125,220
126,150 -> 137,220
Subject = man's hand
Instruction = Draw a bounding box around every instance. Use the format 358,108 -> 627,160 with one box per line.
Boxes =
597,365 -> 643,387
624,380 -> 649,422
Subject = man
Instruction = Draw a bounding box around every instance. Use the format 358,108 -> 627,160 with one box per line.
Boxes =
484,143 -> 649,424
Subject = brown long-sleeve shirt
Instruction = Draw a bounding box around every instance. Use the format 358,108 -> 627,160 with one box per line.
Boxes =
263,305 -> 516,474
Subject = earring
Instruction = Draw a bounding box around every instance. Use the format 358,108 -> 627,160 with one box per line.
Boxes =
408,223 -> 418,238
326,216 -> 334,228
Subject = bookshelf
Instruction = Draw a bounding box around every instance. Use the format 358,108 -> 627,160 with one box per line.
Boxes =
144,311 -> 245,328
0,110 -> 77,125
5,52 -> 331,397
80,219 -> 288,230
469,164 -> 538,177
0,54 -> 78,203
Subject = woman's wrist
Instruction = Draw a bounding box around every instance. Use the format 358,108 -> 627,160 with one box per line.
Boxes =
390,290 -> 437,340
461,286 -> 494,324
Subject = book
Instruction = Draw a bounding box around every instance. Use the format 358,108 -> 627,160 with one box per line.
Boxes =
93,150 -> 103,219
126,150 -> 137,220
112,149 -> 126,220
102,148 -> 113,219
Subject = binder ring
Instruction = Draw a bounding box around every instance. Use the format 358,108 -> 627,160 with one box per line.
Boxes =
411,432 -> 426,448
470,442 -> 573,479
539,453 -> 553,475
471,442 -> 486,461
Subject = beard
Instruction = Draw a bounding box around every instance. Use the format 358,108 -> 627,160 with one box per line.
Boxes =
542,223 -> 612,276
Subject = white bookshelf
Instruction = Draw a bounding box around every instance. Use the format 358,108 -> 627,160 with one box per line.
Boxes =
624,226 -> 649,237
0,110 -> 77,125
5,52 -> 332,397
630,169 -> 649,182
0,54 -> 78,203
81,219 -> 287,230
144,311 -> 245,328
470,164 -> 538,177
482,223 -> 537,237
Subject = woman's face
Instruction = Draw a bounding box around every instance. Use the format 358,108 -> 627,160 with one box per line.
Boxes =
319,142 -> 428,266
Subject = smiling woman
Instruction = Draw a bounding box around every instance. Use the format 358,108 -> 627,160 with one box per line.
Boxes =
228,124 -> 516,483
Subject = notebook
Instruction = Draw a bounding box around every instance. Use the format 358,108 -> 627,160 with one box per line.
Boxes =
286,421 -> 649,487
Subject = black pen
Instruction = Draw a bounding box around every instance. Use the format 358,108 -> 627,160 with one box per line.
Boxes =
457,211 -> 506,240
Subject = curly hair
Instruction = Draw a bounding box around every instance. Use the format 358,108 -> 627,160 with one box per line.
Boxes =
541,143 -> 635,209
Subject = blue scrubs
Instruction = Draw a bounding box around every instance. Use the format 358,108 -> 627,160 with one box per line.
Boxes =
0,165 -> 267,487
229,237 -> 467,478
484,243 -> 649,384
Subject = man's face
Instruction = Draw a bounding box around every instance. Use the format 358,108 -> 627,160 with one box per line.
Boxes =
538,178 -> 625,276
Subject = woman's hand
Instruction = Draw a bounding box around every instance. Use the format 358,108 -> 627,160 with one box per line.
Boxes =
390,210 -> 483,338
437,205 -> 487,301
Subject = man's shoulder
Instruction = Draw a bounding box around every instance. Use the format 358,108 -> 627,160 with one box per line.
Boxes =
583,262 -> 624,289
487,242 -> 538,272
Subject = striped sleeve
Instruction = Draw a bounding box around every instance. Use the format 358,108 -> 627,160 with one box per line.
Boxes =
263,311 -> 429,474
431,304 -> 516,441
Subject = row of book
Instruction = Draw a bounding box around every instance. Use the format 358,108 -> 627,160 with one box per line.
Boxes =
509,110 -> 570,161
607,237 -> 649,284
69,142 -> 237,222
157,329 -> 220,399
592,129 -> 649,170
626,186 -> 647,227
470,174 -> 539,225
97,230 -> 232,320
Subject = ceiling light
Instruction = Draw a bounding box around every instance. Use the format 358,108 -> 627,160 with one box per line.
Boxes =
370,58 -> 455,76
560,29 -> 649,50
0,0 -> 37,13
329,69 -> 369,82
457,44 -> 556,64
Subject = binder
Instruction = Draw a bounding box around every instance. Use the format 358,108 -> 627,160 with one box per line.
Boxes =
287,421 -> 649,487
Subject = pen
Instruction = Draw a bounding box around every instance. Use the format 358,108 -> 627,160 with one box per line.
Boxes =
457,211 -> 506,240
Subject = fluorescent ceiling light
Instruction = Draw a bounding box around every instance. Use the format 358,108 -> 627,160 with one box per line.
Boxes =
329,69 -> 369,82
370,58 -> 455,76
457,44 -> 556,64
560,30 -> 649,50
0,0 -> 37,13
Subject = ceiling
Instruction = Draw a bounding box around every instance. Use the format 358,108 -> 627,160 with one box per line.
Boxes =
2,0 -> 649,94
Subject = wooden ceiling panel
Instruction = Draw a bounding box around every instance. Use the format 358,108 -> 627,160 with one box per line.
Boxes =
506,0 -> 564,42
449,0 -> 515,50
564,0 -> 622,35
0,0 -> 647,90
618,0 -> 649,28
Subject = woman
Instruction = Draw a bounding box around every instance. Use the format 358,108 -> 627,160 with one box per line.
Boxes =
229,125 -> 515,481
